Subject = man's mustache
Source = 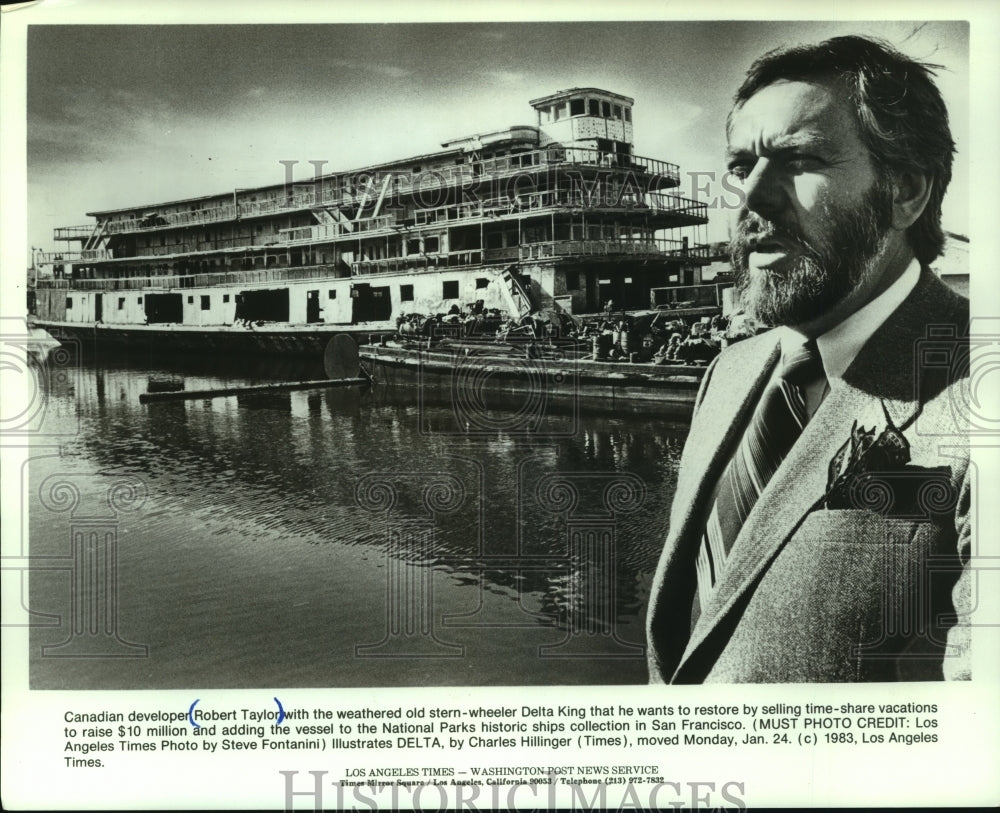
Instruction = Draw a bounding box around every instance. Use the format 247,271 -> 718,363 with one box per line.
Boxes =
731,212 -> 820,257
735,213 -> 802,246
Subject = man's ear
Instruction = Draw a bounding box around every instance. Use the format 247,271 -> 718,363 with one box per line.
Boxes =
891,170 -> 932,230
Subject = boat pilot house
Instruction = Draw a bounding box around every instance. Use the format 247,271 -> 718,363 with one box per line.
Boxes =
32,88 -> 711,354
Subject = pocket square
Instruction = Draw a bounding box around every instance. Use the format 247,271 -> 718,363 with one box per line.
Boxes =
823,404 -> 956,518
825,467 -> 956,518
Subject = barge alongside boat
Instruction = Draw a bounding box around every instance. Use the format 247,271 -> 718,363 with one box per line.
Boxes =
359,341 -> 706,410
31,87 -> 710,356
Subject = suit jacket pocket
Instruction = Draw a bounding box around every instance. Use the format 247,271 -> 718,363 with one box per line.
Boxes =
799,509 -> 921,546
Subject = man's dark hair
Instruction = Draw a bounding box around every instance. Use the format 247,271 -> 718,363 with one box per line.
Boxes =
731,35 -> 955,265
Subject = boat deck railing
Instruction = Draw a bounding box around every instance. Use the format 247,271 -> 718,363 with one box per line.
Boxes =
36,233 -> 710,290
76,146 -> 685,237
84,191 -> 705,265
54,225 -> 98,241
35,264 -> 347,292
413,188 -> 708,225
37,249 -> 114,263
348,238 -> 708,276
517,239 -> 710,261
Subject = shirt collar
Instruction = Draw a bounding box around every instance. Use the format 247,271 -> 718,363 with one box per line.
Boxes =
781,257 -> 921,381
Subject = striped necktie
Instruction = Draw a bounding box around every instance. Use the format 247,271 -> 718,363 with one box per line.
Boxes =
696,340 -> 823,601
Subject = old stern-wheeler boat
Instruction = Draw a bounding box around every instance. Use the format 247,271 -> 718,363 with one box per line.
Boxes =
31,87 -> 710,357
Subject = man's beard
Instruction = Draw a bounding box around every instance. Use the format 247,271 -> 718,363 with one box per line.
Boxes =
730,177 -> 896,328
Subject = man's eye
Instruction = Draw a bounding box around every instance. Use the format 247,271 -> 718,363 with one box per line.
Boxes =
727,164 -> 752,181
784,156 -> 823,173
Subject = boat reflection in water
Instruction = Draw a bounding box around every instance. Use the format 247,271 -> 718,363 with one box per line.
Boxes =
28,350 -> 689,688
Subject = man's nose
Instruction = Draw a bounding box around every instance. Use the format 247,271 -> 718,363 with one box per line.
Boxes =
743,159 -> 785,220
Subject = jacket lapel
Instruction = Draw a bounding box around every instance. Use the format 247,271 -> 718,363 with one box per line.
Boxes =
674,384 -> 896,675
669,270 -> 951,681
647,333 -> 780,679
670,334 -> 781,538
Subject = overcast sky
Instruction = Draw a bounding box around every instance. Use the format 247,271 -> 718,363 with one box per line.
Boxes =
26,20 -> 969,250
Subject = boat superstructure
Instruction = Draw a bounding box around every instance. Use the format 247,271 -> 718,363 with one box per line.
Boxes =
31,87 -> 710,355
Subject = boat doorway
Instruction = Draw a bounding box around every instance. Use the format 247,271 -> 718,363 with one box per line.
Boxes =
94,294 -> 103,323
145,293 -> 184,324
351,283 -> 391,323
306,290 -> 322,323
597,278 -> 619,312
235,288 -> 290,323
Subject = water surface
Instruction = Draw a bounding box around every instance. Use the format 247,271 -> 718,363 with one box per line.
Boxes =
28,350 -> 689,687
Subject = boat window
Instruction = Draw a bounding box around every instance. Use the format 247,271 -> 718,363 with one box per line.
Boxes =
624,107 -> 632,123
201,296 -> 211,310
66,297 -> 72,309
475,277 -> 489,289
400,284 -> 414,302
118,298 -> 125,310
613,104 -> 623,120
223,294 -> 231,303
589,99 -> 600,116
570,98 -> 585,116
602,101 -> 611,118
565,271 -> 580,290
442,280 -> 459,299
187,296 -> 194,304
552,103 -> 563,121
328,290 -> 337,299
424,236 -> 440,253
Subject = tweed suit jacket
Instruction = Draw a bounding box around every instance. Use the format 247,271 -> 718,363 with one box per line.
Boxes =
646,269 -> 971,683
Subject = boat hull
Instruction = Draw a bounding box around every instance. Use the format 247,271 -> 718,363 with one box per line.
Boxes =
30,320 -> 393,357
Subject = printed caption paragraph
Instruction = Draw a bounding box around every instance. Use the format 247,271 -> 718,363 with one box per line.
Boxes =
61,698 -> 941,768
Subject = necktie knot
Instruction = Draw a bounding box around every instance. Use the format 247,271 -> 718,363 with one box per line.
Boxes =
781,339 -> 822,387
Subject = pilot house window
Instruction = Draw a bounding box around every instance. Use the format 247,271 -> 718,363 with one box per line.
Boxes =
570,98 -> 585,116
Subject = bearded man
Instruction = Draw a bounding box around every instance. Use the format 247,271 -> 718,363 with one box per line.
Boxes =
646,35 -> 971,682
